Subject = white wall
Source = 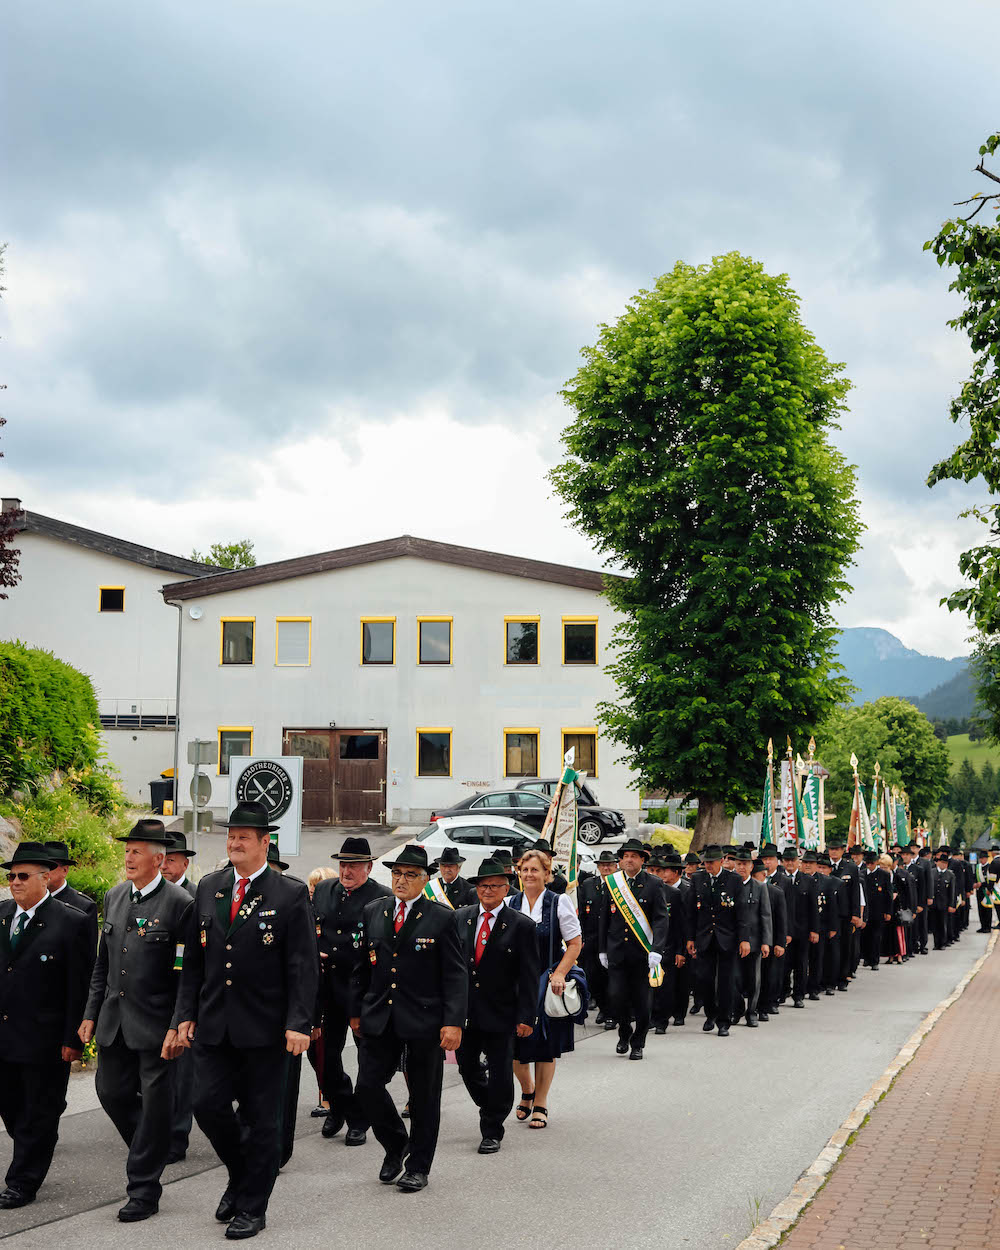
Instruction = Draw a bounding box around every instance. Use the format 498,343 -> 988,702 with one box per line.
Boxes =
100,729 -> 176,804
173,555 -> 641,824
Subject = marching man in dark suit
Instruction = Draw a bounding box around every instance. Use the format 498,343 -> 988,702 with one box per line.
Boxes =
432,847 -> 477,908
454,858 -> 538,1154
753,857 -> 786,1021
597,838 -> 668,1060
0,842 -> 91,1209
684,844 -> 751,1036
162,837 -> 198,899
930,851 -> 958,950
350,844 -> 467,1193
732,846 -> 771,1027
577,849 -> 619,1027
313,836 -> 390,1145
79,821 -> 193,1222
43,840 -> 98,967
829,836 -> 865,985
781,846 -> 820,1006
175,802 -> 318,1240
862,850 -> 892,968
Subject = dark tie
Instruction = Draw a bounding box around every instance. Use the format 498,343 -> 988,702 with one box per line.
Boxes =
9,914 -> 26,951
131,890 -> 141,905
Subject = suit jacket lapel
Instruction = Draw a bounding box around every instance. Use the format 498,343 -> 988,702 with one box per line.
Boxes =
228,867 -> 269,937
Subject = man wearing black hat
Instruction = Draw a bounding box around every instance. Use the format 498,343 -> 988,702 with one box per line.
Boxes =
930,851 -> 958,949
648,849 -> 688,1032
0,842 -> 91,1208
731,847 -> 771,1026
949,847 -> 975,937
861,850 -> 892,969
313,836 -> 391,1146
350,843 -> 467,1193
900,844 -> 929,955
578,849 -> 618,1027
162,837 -> 198,900
43,840 -> 98,967
433,847 -> 477,908
175,801 -> 318,1240
597,838 -> 668,1059
829,837 -> 865,983
974,846 -> 1000,932
683,845 -> 750,1037
815,853 -> 848,993
781,847 -> 820,1007
752,858 -> 786,1020
454,858 -> 538,1153
79,822 -> 193,1221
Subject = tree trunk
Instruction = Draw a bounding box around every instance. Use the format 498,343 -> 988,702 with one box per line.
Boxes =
689,797 -> 733,851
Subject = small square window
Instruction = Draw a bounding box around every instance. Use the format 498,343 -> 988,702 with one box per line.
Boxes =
418,619 -> 452,665
505,620 -> 538,664
99,587 -> 124,612
221,619 -> 254,665
563,731 -> 597,777
219,728 -> 253,775
504,731 -> 539,777
276,619 -> 310,666
417,729 -> 451,777
362,619 -> 395,664
563,619 -> 597,664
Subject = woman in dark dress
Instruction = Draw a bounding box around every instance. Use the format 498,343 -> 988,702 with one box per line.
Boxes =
509,850 -> 582,1130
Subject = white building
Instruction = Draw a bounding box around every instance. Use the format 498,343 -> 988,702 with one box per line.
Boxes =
1,500 -> 209,801
161,536 -> 640,826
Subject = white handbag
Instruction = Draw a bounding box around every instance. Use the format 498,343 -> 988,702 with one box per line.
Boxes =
544,979 -> 583,1018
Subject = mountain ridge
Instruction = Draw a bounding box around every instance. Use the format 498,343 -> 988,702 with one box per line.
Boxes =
834,627 -> 968,707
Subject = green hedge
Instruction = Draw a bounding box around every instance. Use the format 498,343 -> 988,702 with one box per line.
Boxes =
0,642 -> 101,793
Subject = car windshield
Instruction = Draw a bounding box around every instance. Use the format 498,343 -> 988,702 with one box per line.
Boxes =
416,823 -> 440,839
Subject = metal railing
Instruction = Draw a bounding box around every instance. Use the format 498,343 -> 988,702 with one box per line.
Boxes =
98,698 -> 177,730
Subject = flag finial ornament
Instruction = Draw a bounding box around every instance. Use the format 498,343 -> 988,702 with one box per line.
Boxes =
808,736 -> 816,759
767,737 -> 774,760
874,760 -> 881,777
850,752 -> 858,771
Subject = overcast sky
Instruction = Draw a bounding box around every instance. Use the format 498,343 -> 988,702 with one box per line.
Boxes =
3,0 -> 997,657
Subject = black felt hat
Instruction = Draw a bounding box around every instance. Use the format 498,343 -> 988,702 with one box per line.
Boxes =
826,835 -> 847,849
436,846 -> 467,866
164,837 -> 196,858
760,843 -> 780,857
2,841 -> 59,871
42,840 -> 77,866
493,848 -> 514,866
702,845 -> 724,862
934,850 -> 951,862
267,842 -> 290,871
864,850 -> 879,863
684,851 -> 702,865
116,819 -> 174,847
849,843 -> 866,855
619,838 -> 650,859
216,801 -> 280,833
752,858 -> 767,874
816,851 -> 832,866
733,846 -> 753,861
533,838 -> 553,855
801,850 -> 818,864
781,846 -> 800,861
330,836 -> 374,863
597,849 -> 621,863
383,844 -> 431,871
468,858 -> 513,883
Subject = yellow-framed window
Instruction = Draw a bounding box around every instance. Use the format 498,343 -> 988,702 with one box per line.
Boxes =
562,728 -> 597,777
416,727 -> 452,777
220,617 -> 255,665
218,726 -> 253,775
275,617 -> 311,666
98,585 -> 125,612
504,728 -> 539,777
361,617 -> 396,665
562,616 -> 598,665
504,616 -> 540,665
417,616 -> 452,665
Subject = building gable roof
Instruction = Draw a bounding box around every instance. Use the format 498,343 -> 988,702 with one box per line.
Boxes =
11,509 -> 213,577
160,534 -> 611,601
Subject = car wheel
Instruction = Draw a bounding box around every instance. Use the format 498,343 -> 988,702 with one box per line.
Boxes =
578,820 -> 604,845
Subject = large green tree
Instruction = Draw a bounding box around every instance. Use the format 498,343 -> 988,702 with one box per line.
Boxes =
926,132 -> 1000,738
551,253 -> 862,847
818,697 -> 951,834
190,539 -> 256,570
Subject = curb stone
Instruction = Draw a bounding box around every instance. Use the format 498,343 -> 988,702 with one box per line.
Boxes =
734,931 -> 998,1249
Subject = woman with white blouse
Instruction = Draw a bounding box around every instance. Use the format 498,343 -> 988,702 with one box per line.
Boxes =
510,849 -> 583,1130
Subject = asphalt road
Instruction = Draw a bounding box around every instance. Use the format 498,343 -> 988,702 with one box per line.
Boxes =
0,929 -> 988,1248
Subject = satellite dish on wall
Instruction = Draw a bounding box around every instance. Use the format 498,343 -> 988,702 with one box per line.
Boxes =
189,606 -> 203,620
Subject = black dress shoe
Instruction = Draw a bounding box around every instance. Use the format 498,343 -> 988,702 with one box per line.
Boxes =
615,1039 -> 629,1054
344,1128 -> 367,1146
311,1104 -> 329,1117
758,1011 -> 769,1022
717,1025 -> 730,1037
477,1138 -> 501,1154
825,989 -> 836,996
690,1004 -> 701,1015
629,1047 -> 643,1060
603,1020 -> 617,1031
118,1199 -> 158,1222
397,1171 -> 428,1193
808,992 -> 821,1001
702,1018 -> 716,1032
0,1188 -> 34,1210
321,1111 -> 345,1139
595,1012 -> 607,1024
225,1213 -> 266,1240
837,983 -> 849,992
654,1025 -> 667,1035
745,1014 -> 758,1028
379,1152 -> 405,1184
793,999 -> 805,1008
216,1192 -> 238,1222
672,1017 -> 685,1026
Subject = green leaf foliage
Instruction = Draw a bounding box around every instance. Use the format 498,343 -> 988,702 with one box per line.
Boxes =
550,253 -> 862,822
191,539 -> 256,569
818,697 -> 951,831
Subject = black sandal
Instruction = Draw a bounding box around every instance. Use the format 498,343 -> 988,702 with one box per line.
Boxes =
515,1090 -> 535,1121
529,1106 -> 548,1129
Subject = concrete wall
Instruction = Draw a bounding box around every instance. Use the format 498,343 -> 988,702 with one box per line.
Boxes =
100,728 -> 175,805
173,554 -> 641,824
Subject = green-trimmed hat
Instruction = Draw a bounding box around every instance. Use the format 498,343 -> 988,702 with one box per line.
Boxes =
733,846 -> 753,862
116,819 -> 174,847
760,843 -> 780,857
816,851 -> 832,867
164,836 -> 196,858
619,838 -> 650,860
684,851 -> 702,865
597,849 -> 620,864
330,836 -> 374,862
2,841 -> 59,871
383,844 -> 432,872
801,850 -> 818,864
781,846 -> 799,861
468,858 -> 513,884
702,845 -> 723,862
42,840 -> 77,866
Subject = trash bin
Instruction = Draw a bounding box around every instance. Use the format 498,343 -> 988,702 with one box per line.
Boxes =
149,777 -> 174,815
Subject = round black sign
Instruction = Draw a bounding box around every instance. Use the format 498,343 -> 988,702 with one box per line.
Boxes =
235,760 -> 294,820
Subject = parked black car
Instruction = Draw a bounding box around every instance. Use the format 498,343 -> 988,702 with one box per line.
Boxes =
515,779 -> 626,844
431,786 -> 625,845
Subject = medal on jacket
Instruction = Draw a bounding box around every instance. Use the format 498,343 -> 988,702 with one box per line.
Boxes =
200,928 -> 208,948
369,949 -> 377,965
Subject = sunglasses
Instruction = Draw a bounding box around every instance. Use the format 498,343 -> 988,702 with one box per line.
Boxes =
4,870 -> 48,882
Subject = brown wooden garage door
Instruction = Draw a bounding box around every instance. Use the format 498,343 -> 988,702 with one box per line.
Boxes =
282,729 -> 387,825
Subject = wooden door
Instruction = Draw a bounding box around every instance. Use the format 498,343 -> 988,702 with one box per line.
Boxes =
333,730 -> 387,825
282,729 -> 333,824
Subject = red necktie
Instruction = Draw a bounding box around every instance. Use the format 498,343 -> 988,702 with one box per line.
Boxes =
230,877 -> 249,924
394,901 -> 406,933
475,910 -> 493,964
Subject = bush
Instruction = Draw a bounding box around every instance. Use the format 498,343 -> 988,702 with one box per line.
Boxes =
0,642 -> 101,793
645,806 -> 672,824
0,785 -> 127,903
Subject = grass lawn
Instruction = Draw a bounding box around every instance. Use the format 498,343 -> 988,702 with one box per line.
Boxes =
946,733 -> 1000,772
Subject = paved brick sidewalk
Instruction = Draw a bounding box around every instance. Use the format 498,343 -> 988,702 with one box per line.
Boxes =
780,937 -> 1000,1250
